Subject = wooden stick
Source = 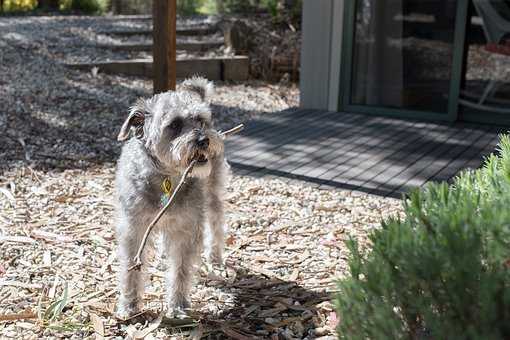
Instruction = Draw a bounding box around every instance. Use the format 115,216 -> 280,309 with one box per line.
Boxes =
220,124 -> 244,138
128,124 -> 244,272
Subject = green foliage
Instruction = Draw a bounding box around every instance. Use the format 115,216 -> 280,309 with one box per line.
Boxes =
217,0 -> 301,25
336,134 -> 510,339
44,283 -> 70,321
177,0 -> 206,16
261,0 -> 278,17
1,0 -> 37,12
217,0 -> 255,13
1,0 -> 106,13
59,0 -> 108,14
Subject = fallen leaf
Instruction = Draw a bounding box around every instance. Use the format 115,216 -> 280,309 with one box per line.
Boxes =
225,234 -> 236,246
0,281 -> 43,290
220,325 -> 255,340
259,305 -> 287,318
0,310 -> 37,321
43,250 -> 52,267
328,311 -> 338,329
0,187 -> 15,204
0,235 -> 35,244
127,314 -> 162,339
48,275 -> 59,299
31,230 -> 74,243
289,268 -> 300,281
90,313 -> 105,338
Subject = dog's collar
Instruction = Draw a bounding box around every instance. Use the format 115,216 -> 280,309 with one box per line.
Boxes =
160,177 -> 173,206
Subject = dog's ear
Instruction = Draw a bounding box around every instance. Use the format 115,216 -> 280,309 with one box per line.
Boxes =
117,102 -> 147,142
181,76 -> 214,102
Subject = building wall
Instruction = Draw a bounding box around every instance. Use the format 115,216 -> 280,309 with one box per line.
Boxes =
299,0 -> 345,111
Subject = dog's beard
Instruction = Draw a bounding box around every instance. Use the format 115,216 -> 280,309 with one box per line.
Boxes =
166,132 -> 223,178
154,131 -> 224,178
190,160 -> 212,178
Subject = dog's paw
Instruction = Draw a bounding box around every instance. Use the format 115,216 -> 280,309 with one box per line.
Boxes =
167,298 -> 191,318
116,298 -> 142,320
207,248 -> 224,267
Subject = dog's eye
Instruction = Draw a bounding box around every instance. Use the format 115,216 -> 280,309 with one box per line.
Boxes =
168,119 -> 183,134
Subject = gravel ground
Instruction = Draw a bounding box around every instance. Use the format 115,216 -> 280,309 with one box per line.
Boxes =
0,15 -> 402,339
0,15 -> 230,64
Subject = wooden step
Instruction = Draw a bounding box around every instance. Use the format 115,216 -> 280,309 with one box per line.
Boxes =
64,56 -> 249,81
99,25 -> 218,37
97,41 -> 224,52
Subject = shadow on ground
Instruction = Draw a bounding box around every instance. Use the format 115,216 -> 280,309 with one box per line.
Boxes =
131,265 -> 332,339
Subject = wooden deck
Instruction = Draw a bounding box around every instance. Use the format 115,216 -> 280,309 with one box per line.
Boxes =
225,109 -> 507,198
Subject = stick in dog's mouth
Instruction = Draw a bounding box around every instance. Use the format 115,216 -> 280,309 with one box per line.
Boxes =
191,150 -> 208,165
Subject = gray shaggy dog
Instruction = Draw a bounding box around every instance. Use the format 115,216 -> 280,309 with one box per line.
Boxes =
114,77 -> 229,318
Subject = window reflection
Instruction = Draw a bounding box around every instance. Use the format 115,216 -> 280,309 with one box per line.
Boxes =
460,0 -> 510,119
350,0 -> 457,113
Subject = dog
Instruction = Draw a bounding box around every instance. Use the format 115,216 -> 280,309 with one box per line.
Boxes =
114,77 -> 229,318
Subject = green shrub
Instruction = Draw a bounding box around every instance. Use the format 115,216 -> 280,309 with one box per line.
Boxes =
177,0 -> 206,15
261,0 -> 278,17
59,0 -> 107,14
216,0 -> 301,26
335,134 -> 510,339
1,0 -> 37,12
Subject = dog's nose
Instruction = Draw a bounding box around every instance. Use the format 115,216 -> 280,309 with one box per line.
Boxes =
197,135 -> 209,148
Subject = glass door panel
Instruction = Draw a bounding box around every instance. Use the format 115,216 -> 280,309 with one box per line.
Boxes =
348,0 -> 458,114
459,0 -> 510,124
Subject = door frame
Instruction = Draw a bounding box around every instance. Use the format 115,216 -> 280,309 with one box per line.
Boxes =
338,0 -> 470,122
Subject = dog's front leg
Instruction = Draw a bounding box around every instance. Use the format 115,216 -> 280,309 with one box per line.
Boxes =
164,226 -> 203,314
116,217 -> 146,318
206,194 -> 225,265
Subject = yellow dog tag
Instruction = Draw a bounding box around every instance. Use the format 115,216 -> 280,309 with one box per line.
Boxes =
161,178 -> 172,195
160,178 -> 172,206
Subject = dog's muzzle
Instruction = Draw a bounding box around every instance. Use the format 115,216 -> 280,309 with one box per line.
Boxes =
197,135 -> 209,149
193,133 -> 210,165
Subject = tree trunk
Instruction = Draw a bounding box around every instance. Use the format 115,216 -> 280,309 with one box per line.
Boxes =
152,0 -> 177,93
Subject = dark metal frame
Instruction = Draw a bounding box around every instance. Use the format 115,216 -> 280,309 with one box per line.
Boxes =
338,0 -> 470,122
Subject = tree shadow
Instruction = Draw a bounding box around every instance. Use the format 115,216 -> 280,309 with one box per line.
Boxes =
199,265 -> 331,338
134,264 -> 332,339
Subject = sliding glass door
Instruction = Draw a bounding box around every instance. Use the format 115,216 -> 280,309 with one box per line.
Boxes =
340,0 -> 474,122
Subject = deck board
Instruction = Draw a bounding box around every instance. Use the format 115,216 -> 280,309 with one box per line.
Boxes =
225,109 -> 508,198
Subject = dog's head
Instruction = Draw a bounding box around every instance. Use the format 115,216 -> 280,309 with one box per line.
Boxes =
117,76 -> 223,178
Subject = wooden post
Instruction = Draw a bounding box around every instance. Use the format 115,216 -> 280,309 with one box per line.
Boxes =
153,0 -> 177,94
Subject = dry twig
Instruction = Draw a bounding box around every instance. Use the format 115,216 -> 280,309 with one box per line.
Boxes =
0,310 -> 37,322
128,124 -> 244,272
220,124 -> 244,138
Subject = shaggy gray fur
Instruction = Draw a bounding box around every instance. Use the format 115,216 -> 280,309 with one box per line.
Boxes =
114,77 -> 229,317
